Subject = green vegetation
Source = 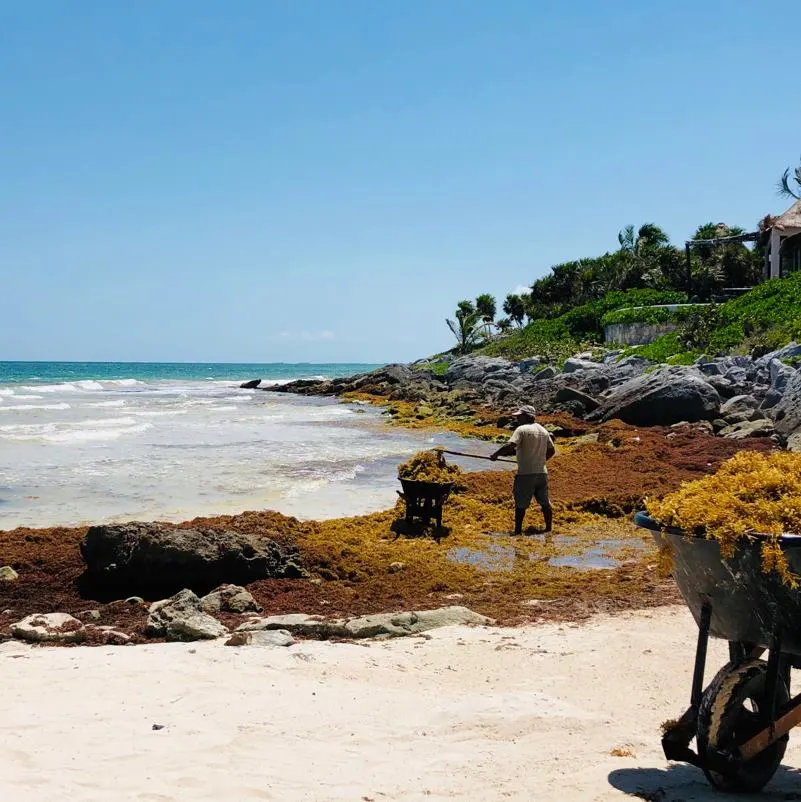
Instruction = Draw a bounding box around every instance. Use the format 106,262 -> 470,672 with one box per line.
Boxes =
444,163 -> 801,365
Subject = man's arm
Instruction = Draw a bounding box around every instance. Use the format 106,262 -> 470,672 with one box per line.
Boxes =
545,438 -> 556,461
490,442 -> 516,461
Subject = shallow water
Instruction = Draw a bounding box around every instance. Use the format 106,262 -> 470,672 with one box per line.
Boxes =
448,535 -> 646,572
0,369 -> 509,530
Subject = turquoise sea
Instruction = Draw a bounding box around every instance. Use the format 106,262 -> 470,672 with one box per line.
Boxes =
0,361 -> 502,530
0,361 -> 382,386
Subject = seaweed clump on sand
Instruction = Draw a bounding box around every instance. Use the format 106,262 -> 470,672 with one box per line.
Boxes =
397,450 -> 462,483
646,451 -> 801,585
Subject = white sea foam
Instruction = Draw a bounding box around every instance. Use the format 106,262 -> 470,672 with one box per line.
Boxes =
39,422 -> 154,443
105,379 -> 144,387
22,383 -> 80,393
8,394 -> 44,401
0,402 -> 71,412
0,388 -> 16,397
74,380 -> 105,391
87,400 -> 127,408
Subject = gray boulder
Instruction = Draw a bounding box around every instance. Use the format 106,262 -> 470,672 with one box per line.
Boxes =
146,589 -> 229,641
532,366 -> 556,381
554,387 -> 600,412
445,356 -> 518,386
11,613 -> 86,644
80,522 -> 304,592
698,362 -> 725,376
562,358 -> 603,374
720,394 -> 759,418
200,584 -> 263,615
771,369 -> 801,441
518,357 -> 542,373
591,368 -> 721,426
719,419 -> 776,439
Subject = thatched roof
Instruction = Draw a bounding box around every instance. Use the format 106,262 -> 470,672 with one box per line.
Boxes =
773,199 -> 801,231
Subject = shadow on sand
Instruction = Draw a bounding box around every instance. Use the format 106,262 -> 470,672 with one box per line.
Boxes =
608,763 -> 801,801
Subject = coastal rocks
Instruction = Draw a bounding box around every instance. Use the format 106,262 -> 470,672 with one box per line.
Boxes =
554,387 -> 600,413
720,395 -> 759,418
225,630 -> 294,648
444,356 -> 518,387
719,419 -> 776,440
771,369 -> 801,442
80,522 -> 305,593
234,606 -> 493,640
11,613 -> 86,644
562,357 -> 603,374
239,379 -> 262,389
532,366 -> 556,381
146,589 -> 229,641
200,584 -> 263,615
0,566 -> 19,582
590,368 -> 721,427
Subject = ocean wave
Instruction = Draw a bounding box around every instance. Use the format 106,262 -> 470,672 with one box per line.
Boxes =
4,394 -> 43,401
0,388 -> 16,397
22,383 -> 81,393
6,421 -> 155,443
104,379 -> 145,387
0,402 -> 71,412
87,400 -> 127,408
75,380 -> 105,391
131,408 -> 189,418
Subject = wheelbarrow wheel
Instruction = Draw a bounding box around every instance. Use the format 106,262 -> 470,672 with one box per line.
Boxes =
697,658 -> 789,793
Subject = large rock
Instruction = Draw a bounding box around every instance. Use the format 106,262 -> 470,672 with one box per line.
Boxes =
235,606 -> 493,640
532,366 -> 556,381
771,369 -> 801,441
720,394 -> 759,419
445,356 -> 518,386
80,522 -> 304,592
200,584 -> 263,615
562,358 -> 603,374
719,419 -> 775,440
591,368 -> 721,426
10,613 -> 86,644
554,387 -> 600,413
0,566 -> 19,582
146,589 -> 229,641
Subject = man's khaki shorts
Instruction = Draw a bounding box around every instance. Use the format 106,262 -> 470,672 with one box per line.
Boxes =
513,473 -> 550,510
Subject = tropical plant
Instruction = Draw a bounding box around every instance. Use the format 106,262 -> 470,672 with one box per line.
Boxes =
475,293 -> 496,323
778,157 -> 801,200
495,317 -> 513,333
502,293 -> 526,326
446,300 -> 484,354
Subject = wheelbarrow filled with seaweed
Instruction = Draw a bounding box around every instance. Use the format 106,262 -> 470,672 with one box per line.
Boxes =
634,510 -> 801,792
396,450 -> 461,529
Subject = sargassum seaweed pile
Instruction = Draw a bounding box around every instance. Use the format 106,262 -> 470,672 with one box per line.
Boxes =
646,451 -> 801,585
397,450 -> 462,483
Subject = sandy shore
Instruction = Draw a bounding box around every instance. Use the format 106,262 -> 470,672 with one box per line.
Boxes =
3,606 -> 800,801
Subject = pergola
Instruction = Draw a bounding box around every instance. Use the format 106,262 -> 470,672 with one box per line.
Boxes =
765,199 -> 801,279
683,227 -> 760,297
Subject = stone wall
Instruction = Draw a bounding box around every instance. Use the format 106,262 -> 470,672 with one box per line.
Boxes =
603,321 -> 679,346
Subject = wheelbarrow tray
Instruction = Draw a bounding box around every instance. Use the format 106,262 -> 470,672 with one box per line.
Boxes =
398,478 -> 455,498
634,511 -> 801,657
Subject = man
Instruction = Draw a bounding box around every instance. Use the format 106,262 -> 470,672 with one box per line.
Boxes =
490,405 -> 555,535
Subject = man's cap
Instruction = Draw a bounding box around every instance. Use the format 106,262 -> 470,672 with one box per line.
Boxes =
512,405 -> 537,418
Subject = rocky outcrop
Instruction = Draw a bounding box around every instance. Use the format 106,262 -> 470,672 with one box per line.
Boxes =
0,566 -> 19,582
771,368 -> 801,443
225,630 -> 294,647
80,522 -> 305,593
590,368 -> 721,427
146,589 -> 229,641
234,606 -> 493,640
239,379 -> 262,389
11,613 -> 86,644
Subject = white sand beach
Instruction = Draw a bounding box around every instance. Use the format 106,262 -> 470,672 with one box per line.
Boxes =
3,606 -> 800,801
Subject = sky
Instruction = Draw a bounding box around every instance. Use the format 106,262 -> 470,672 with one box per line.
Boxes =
2,1 -> 800,364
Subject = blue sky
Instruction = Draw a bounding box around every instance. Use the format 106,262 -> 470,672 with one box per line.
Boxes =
2,1 -> 800,364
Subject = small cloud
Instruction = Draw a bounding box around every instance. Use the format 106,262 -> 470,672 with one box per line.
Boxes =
513,285 -> 532,296
279,332 -> 290,339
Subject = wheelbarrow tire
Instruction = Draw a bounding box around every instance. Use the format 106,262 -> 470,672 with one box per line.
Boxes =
697,658 -> 789,793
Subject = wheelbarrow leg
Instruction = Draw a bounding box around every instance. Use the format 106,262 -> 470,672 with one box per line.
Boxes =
661,599 -> 712,765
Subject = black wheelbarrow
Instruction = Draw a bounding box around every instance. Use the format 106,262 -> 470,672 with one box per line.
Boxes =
635,511 -> 801,792
397,478 -> 454,529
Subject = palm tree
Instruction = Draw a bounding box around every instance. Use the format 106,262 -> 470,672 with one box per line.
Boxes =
475,293 -> 497,337
778,158 -> 801,200
495,317 -> 513,334
446,300 -> 483,354
502,293 -> 526,327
